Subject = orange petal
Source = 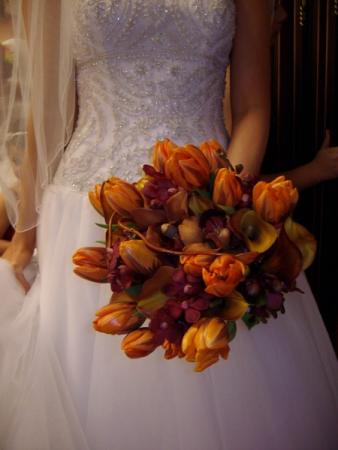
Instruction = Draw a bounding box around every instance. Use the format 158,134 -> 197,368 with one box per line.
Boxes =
131,208 -> 166,229
204,318 -> 228,350
194,349 -> 220,372
284,217 -> 317,270
262,225 -> 303,284
137,266 -> 176,314
165,190 -> 189,221
230,209 -> 278,253
119,240 -> 161,274
221,291 -> 249,321
178,217 -> 203,245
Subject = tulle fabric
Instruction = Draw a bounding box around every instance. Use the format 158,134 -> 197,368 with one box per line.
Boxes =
1,184 -> 338,450
0,0 -> 75,230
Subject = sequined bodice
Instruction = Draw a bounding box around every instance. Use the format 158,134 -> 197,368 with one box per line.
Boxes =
54,0 -> 236,191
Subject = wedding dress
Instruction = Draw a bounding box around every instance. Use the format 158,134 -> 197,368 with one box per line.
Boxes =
1,1 -> 338,449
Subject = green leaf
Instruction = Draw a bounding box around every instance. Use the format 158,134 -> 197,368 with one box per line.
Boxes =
125,284 -> 143,297
253,293 -> 267,307
95,222 -> 120,231
242,313 -> 259,330
208,172 -> 216,193
216,204 -> 235,215
95,240 -> 106,245
227,321 -> 237,342
194,188 -> 211,200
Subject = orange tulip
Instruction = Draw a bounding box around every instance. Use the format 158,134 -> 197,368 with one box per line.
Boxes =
180,243 -> 215,277
119,240 -> 161,275
199,140 -> 227,171
162,340 -> 184,359
182,318 -> 230,372
103,177 -> 143,218
72,247 -> 108,282
253,176 -> 299,224
93,302 -> 145,335
152,139 -> 177,172
88,184 -> 104,216
202,254 -> 247,297
164,144 -> 210,191
121,328 -> 158,358
213,168 -> 242,208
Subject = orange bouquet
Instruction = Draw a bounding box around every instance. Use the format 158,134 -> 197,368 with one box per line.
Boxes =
73,139 -> 316,371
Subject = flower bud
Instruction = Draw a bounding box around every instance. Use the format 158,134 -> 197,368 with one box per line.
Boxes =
252,176 -> 299,224
121,328 -> 158,358
119,240 -> 161,275
103,177 -> 143,218
165,145 -> 210,191
213,168 -> 242,208
199,140 -> 227,171
202,254 -> 247,297
72,247 -> 108,282
152,139 -> 177,172
93,302 -> 145,335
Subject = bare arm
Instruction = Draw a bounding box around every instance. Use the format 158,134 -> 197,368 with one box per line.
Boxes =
2,114 -> 37,291
262,131 -> 338,190
227,0 -> 271,176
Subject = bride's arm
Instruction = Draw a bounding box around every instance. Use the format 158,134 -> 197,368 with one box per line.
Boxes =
2,115 -> 37,292
227,0 -> 271,175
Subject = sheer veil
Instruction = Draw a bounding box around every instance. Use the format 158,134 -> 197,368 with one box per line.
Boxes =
0,0 -> 75,231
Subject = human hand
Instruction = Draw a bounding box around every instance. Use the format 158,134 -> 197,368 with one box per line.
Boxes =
1,228 -> 36,293
311,130 -> 338,183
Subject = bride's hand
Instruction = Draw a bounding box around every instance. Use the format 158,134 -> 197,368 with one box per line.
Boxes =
2,228 -> 36,293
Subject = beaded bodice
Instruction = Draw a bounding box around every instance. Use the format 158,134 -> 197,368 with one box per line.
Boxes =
54,0 -> 236,191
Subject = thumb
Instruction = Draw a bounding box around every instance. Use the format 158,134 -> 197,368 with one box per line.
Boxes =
320,129 -> 331,149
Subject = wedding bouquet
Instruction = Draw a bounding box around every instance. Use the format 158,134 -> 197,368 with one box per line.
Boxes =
73,139 -> 316,371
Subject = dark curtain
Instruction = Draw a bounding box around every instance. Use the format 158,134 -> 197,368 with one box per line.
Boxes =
263,0 -> 338,352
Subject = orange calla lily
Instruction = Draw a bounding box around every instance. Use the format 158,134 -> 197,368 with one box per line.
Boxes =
262,225 -> 303,285
284,217 -> 317,270
137,266 -> 176,314
121,328 -> 158,358
253,176 -> 299,224
152,139 -> 177,172
202,254 -> 247,297
230,209 -> 278,253
178,217 -> 203,245
164,144 -> 210,191
221,290 -> 249,321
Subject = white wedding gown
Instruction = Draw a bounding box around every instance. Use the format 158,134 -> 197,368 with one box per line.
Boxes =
1,1 -> 338,449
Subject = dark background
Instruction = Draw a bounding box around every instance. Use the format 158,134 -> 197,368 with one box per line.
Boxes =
263,0 -> 338,352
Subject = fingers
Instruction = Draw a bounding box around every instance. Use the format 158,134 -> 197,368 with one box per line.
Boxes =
14,269 -> 31,294
320,129 -> 331,150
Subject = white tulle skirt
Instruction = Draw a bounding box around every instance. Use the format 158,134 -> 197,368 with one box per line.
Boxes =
1,184 -> 338,450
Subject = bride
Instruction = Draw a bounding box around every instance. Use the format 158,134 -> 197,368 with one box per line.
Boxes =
1,1 -> 338,449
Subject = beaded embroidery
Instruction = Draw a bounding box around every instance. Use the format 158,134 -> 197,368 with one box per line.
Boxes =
53,0 -> 235,191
